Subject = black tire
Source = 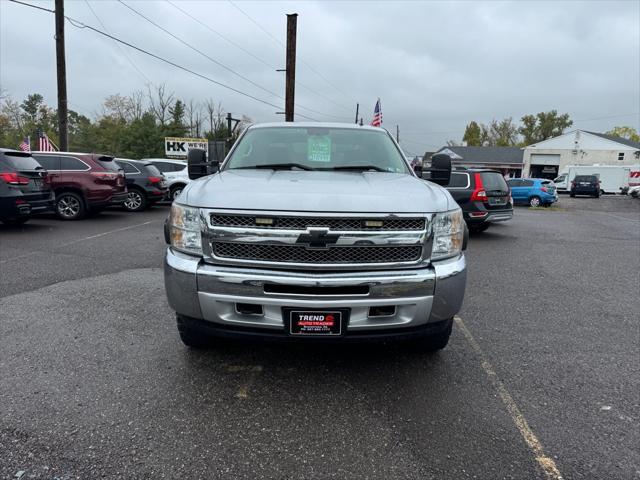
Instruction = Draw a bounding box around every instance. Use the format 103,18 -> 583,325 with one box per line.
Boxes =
55,191 -> 86,220
570,193 -> 575,198
176,314 -> 210,348
409,320 -> 453,352
170,184 -> 185,201
529,196 -> 541,207
1,217 -> 29,225
594,191 -> 600,198
123,189 -> 147,212
469,223 -> 490,233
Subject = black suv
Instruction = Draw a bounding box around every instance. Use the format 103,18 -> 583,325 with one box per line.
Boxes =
570,175 -> 600,198
444,169 -> 513,233
0,148 -> 55,225
115,158 -> 167,211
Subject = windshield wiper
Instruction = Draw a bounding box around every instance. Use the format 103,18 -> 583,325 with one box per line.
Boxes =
329,165 -> 388,172
234,163 -> 314,171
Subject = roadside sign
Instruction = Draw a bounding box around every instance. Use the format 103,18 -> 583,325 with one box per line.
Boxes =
164,137 -> 208,158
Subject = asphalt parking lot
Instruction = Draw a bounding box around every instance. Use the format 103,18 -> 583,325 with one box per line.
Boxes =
1,197 -> 639,480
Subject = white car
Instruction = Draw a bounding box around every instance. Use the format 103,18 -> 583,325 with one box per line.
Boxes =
143,158 -> 190,200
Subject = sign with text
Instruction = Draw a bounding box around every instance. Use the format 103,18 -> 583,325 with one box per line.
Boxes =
164,137 -> 207,158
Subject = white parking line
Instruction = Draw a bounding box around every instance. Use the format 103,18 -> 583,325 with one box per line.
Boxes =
454,316 -> 563,480
0,220 -> 160,264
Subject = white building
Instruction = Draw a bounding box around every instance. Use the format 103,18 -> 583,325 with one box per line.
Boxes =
522,130 -> 640,179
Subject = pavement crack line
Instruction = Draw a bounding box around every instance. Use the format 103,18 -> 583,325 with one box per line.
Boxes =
454,316 -> 563,480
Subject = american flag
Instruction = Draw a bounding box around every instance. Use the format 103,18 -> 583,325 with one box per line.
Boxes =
371,98 -> 382,127
19,136 -> 31,152
38,131 -> 58,152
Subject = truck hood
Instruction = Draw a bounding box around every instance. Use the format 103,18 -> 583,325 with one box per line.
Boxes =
182,170 -> 454,213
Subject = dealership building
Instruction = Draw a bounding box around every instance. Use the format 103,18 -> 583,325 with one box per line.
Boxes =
522,130 -> 640,179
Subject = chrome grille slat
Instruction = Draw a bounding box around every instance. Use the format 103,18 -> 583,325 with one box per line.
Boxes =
213,243 -> 423,264
211,214 -> 425,231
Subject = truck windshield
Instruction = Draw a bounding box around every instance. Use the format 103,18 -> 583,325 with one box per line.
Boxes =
224,127 -> 410,173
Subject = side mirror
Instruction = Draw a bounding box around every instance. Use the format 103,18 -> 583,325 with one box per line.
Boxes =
187,148 -> 210,180
425,153 -> 451,186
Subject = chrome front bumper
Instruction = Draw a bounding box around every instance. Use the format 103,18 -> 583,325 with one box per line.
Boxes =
164,248 -> 466,334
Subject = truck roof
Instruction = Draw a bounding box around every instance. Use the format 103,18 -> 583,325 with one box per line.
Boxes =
248,122 -> 385,132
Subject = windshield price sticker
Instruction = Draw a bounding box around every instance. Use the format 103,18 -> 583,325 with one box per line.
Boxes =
307,136 -> 332,162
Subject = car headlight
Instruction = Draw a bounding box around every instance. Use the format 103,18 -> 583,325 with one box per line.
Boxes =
431,208 -> 464,260
169,203 -> 202,256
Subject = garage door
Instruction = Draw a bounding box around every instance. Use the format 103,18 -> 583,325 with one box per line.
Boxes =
530,154 -> 560,165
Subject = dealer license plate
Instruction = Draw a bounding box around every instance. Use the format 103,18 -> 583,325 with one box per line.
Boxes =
286,309 -> 345,336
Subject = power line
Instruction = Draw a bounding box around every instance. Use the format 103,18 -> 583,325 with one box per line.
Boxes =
117,0 -> 288,104
9,0 -> 288,113
83,0 -> 151,84
226,0 -> 355,113
164,0 -> 350,121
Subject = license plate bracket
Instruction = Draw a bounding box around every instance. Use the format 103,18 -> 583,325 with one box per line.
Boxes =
284,308 -> 348,336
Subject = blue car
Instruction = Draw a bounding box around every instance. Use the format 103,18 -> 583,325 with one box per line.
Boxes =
507,178 -> 558,207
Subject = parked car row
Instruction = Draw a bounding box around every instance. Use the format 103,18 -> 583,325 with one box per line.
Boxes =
0,148 -> 189,224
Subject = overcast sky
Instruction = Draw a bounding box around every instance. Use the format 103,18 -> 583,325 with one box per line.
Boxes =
1,0 -> 639,155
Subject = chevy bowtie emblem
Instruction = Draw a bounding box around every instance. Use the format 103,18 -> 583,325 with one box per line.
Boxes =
296,228 -> 340,249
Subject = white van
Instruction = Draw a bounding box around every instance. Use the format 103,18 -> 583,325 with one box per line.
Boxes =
554,165 -> 636,194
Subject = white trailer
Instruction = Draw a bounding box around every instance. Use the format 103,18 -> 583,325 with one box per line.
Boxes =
554,165 -> 638,194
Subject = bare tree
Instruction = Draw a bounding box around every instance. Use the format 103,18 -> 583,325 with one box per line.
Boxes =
2,98 -> 24,130
204,98 -> 225,136
128,90 -> 145,122
147,84 -> 174,126
186,99 -> 204,137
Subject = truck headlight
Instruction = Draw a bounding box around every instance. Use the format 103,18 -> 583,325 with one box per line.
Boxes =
431,208 -> 464,260
169,203 -> 202,256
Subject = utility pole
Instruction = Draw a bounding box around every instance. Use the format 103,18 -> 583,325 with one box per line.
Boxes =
284,13 -> 297,122
55,0 -> 68,151
396,125 -> 400,143
354,103 -> 359,124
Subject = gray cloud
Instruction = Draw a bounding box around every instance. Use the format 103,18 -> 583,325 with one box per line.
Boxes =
1,0 -> 638,155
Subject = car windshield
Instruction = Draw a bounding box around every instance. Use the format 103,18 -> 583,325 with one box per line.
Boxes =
224,127 -> 409,173
575,175 -> 597,182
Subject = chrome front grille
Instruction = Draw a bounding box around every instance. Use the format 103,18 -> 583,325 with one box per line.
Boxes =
213,242 -> 423,265
211,214 -> 425,231
204,210 -> 432,270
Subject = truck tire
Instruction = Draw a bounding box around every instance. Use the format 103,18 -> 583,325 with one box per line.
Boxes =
469,223 -> 490,233
410,319 -> 453,352
176,314 -> 210,348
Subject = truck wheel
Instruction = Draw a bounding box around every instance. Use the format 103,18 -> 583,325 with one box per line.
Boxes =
469,223 -> 490,233
56,192 -> 86,220
176,314 -> 210,348
411,319 -> 453,352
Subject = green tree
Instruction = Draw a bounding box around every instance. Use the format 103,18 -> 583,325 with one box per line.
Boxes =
605,126 -> 640,142
166,99 -> 187,137
489,117 -> 519,146
462,121 -> 482,146
519,110 -> 573,145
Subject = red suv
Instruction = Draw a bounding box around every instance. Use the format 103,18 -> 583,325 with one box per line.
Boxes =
31,152 -> 127,220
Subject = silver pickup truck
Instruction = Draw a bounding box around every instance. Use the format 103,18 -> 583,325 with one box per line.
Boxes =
164,123 -> 467,351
